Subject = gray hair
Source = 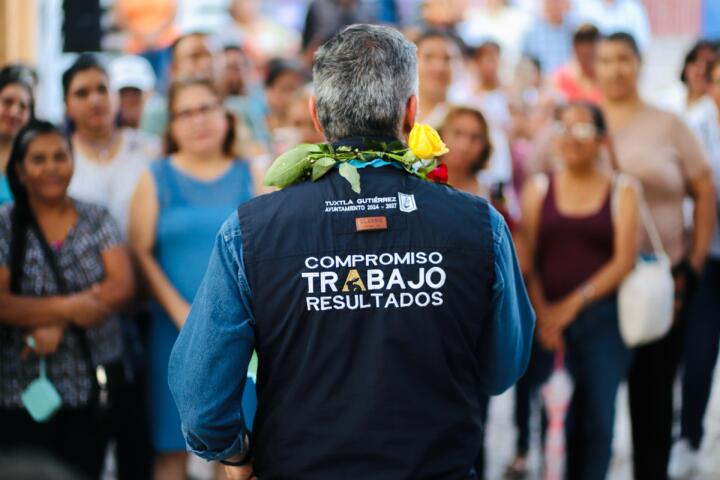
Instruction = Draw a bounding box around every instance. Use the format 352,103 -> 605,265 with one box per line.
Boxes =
313,24 -> 418,143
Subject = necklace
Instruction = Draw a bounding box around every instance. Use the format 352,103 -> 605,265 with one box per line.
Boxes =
74,129 -> 121,163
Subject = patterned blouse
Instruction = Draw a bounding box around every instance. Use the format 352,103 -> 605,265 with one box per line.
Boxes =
0,200 -> 125,408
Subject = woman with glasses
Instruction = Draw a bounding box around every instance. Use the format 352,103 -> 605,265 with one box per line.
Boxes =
129,76 -> 255,480
520,102 -> 639,480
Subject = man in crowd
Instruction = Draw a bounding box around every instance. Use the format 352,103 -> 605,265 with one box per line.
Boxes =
109,55 -> 156,129
521,0 -> 574,75
169,24 -> 534,480
140,31 -> 219,136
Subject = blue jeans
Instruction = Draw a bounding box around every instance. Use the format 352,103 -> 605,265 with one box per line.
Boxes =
681,258 -> 720,449
563,298 -> 632,480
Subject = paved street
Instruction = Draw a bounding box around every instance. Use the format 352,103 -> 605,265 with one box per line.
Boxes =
483,352 -> 720,480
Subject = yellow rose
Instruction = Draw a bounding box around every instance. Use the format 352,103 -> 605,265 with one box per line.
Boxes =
408,123 -> 449,159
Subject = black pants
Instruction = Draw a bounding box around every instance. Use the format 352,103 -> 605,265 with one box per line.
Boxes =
473,396 -> 490,479
110,311 -> 153,480
0,407 -> 109,479
680,259 -> 720,449
109,368 -> 153,480
628,262 -> 698,480
514,339 -> 553,455
628,317 -> 687,480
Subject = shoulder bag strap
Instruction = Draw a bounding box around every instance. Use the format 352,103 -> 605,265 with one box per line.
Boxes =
27,216 -> 106,405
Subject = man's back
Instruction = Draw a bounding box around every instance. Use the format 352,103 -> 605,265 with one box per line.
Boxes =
240,167 -> 498,478
168,24 -> 534,480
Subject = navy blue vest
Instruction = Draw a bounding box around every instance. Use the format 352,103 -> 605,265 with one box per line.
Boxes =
238,166 -> 496,479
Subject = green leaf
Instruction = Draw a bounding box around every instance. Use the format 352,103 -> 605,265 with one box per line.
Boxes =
318,143 -> 334,154
385,153 -> 405,162
312,157 -> 336,181
401,149 -> 418,166
417,159 -> 438,176
364,140 -> 387,151
263,144 -> 320,188
338,162 -> 361,193
386,141 -> 405,151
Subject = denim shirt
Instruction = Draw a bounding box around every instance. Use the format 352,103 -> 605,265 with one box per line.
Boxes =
168,173 -> 535,462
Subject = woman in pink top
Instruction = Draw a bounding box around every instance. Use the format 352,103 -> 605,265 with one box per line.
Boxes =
596,33 -> 716,480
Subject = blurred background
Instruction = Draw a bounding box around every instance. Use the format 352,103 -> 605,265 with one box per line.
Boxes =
1,1 -> 720,480
0,0 -> 719,122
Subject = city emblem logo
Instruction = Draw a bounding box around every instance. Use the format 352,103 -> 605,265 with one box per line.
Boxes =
398,192 -> 417,213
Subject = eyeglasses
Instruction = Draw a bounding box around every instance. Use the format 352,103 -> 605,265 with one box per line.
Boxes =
554,121 -> 597,141
171,102 -> 221,123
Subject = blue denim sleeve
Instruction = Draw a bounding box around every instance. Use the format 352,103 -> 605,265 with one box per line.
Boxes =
477,207 -> 535,395
168,213 -> 255,461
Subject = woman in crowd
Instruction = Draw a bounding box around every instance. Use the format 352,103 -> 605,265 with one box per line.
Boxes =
437,105 -> 494,479
0,67 -> 34,204
129,77 -> 255,480
439,105 -> 494,198
521,102 -> 639,480
63,53 -> 159,235
596,33 -> 716,480
415,29 -> 461,126
677,41 -> 719,148
62,52 -> 159,480
0,120 -> 134,478
669,50 -> 720,478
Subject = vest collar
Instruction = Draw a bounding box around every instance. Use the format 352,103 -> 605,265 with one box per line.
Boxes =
331,135 -> 403,150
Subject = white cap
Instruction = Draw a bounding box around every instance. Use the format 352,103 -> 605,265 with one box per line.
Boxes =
109,55 -> 156,92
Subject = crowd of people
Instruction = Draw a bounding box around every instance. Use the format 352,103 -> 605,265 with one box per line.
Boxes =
1,0 -> 720,479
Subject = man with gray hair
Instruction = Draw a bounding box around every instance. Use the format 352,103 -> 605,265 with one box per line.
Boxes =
168,24 -> 534,480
